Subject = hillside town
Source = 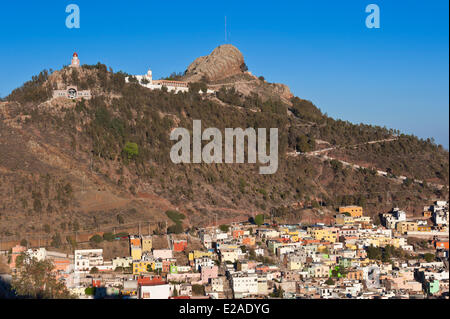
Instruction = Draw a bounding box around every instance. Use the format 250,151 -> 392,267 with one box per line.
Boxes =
1,201 -> 448,299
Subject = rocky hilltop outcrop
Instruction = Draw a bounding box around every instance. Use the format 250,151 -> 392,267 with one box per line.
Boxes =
184,44 -> 293,104
184,44 -> 246,82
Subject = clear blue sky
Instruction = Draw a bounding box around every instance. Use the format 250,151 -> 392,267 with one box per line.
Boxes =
0,0 -> 448,147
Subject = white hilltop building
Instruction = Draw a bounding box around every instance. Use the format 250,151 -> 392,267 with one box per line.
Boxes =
125,69 -> 215,94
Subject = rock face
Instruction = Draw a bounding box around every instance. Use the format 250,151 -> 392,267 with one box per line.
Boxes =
185,44 -> 245,82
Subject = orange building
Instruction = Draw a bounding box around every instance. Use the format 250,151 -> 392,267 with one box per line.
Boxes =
172,239 -> 188,252
423,211 -> 432,218
92,279 -> 102,288
232,230 -> 245,239
339,206 -> 363,217
137,275 -> 165,286
129,236 -> 141,247
435,241 -> 449,250
242,237 -> 256,246
347,270 -> 364,281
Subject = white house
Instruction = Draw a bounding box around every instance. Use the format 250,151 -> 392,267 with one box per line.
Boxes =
125,69 -> 215,94
232,273 -> 258,296
139,284 -> 172,299
74,249 -> 103,272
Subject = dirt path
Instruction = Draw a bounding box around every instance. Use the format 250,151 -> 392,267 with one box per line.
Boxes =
287,137 -> 445,190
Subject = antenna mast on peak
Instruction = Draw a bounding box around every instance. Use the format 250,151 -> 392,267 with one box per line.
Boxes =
225,16 -> 227,43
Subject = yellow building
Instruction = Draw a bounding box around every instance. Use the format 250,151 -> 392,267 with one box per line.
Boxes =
418,225 -> 431,232
188,250 -> 213,261
339,206 -> 363,217
396,221 -> 418,235
288,259 -> 303,270
131,246 -> 142,261
133,261 -> 154,275
308,228 -> 338,243
142,236 -> 153,252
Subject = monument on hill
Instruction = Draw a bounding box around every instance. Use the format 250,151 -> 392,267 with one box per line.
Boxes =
70,52 -> 80,68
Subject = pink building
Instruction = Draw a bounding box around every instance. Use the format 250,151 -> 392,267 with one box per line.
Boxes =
201,266 -> 218,284
153,249 -> 173,260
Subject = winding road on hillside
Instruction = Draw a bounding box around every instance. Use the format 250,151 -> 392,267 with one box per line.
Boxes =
287,137 -> 446,190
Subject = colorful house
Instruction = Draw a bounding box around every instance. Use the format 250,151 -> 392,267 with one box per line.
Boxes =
172,239 -> 188,252
188,250 -> 213,262
133,261 -> 154,275
131,246 -> 142,261
339,206 -> 363,217
242,236 -> 256,246
142,236 -> 153,252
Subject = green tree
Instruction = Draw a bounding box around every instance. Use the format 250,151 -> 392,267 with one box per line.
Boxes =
85,287 -> 95,295
89,234 -> 103,244
102,232 -> 115,242
123,142 -> 139,159
254,214 -> 265,226
11,257 -> 74,299
167,223 -> 183,234
325,278 -> 335,285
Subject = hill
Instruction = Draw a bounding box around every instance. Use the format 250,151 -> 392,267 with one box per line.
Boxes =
0,45 -> 448,249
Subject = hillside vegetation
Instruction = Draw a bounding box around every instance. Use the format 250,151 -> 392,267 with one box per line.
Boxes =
0,60 -> 447,246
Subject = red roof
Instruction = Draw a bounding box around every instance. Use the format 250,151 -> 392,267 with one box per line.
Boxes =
73,52 -> 78,57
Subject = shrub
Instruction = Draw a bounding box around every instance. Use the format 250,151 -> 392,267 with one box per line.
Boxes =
165,210 -> 186,224
103,232 -> 115,242
89,234 -> 103,244
167,223 -> 184,234
192,284 -> 205,296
